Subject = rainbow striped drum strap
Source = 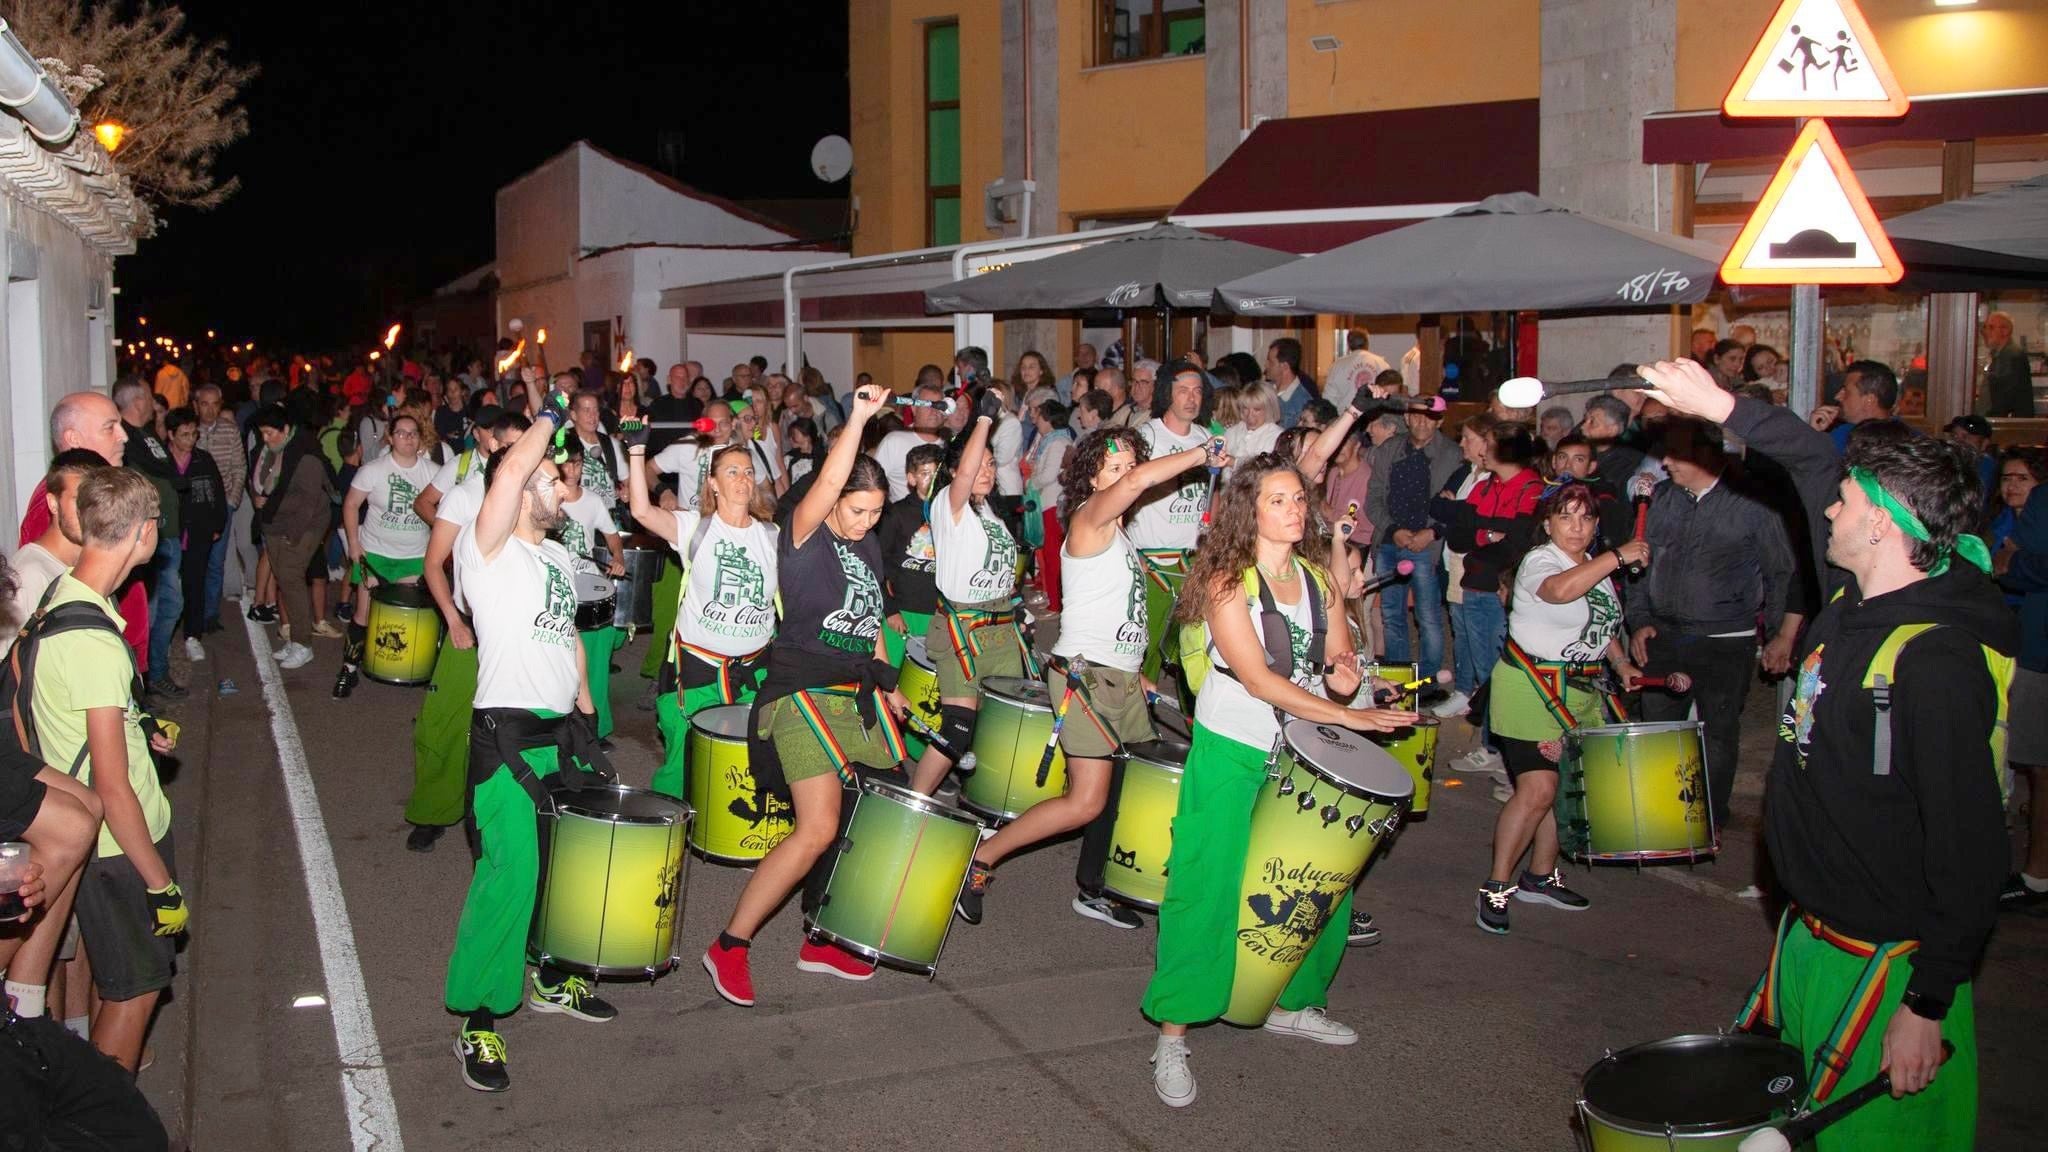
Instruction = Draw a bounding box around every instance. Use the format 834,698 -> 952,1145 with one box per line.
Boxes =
790,682 -> 909,787
1732,906 -> 1919,1106
1136,548 -> 1191,593
1501,638 -> 1610,731
678,640 -> 769,705
939,598 -> 1038,682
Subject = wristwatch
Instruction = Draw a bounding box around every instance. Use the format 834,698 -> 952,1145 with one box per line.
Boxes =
1900,990 -> 1949,1021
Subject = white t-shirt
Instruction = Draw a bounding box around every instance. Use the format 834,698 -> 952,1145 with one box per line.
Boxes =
554,489 -> 618,569
576,433 -> 625,508
1222,421 -> 1280,478
1195,560 -> 1325,749
740,436 -> 782,490
1323,349 -> 1391,414
651,441 -> 712,512
456,527 -> 582,712
930,484 -> 1019,605
436,483 -> 482,612
427,448 -> 486,508
2,542 -> 68,657
350,453 -> 437,560
1508,542 -> 1624,663
1129,418 -> 1211,551
876,429 -> 941,502
1052,528 -> 1148,672
668,509 -> 779,656
991,416 -> 1024,497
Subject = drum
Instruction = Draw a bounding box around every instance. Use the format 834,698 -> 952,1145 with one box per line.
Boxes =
531,785 -> 693,979
896,635 -> 945,760
1101,738 -> 1190,910
806,777 -> 984,973
362,583 -> 441,686
685,705 -> 792,863
960,676 -> 1069,823
1577,1033 -> 1805,1151
1556,721 -> 1716,863
1223,719 -> 1413,1026
610,542 -> 664,632
1360,662 -> 1435,813
574,569 -> 618,632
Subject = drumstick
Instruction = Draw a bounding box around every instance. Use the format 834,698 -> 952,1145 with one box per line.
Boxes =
1038,656 -> 1087,788
1199,439 -> 1223,528
1735,1043 -> 1954,1152
1373,669 -> 1450,706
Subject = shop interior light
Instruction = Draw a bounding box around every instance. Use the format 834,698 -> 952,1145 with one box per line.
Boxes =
1932,0 -> 1977,7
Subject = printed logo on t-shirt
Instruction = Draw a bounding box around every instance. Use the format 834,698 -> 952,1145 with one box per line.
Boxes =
701,539 -> 774,641
1287,617 -> 1312,684
377,473 -> 423,533
582,440 -> 616,501
555,514 -> 591,560
967,510 -> 1019,598
1115,549 -> 1148,656
903,523 -> 936,573
533,556 -> 579,647
1561,584 -> 1621,663
820,541 -> 883,652
1166,476 -> 1206,526
1780,643 -> 1826,761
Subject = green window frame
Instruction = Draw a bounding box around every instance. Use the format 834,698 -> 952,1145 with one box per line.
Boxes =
925,20 -> 961,246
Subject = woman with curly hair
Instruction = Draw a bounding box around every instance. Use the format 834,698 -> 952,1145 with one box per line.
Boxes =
1140,453 -> 1417,1109
953,425 -> 1223,929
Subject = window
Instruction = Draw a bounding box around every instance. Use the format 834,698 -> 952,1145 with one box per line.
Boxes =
925,21 -> 961,247
1095,0 -> 1205,66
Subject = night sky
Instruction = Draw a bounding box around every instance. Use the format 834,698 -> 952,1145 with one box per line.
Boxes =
116,1 -> 850,349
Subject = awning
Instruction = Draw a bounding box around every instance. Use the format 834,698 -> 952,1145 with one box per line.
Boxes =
1168,99 -> 1540,254
1643,88 -> 2048,166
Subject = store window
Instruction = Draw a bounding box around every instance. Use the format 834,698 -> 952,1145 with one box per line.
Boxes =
1974,293 -> 2045,419
925,21 -> 961,247
1095,0 -> 1205,66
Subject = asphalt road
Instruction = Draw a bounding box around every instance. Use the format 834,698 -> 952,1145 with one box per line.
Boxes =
129,617 -> 2048,1151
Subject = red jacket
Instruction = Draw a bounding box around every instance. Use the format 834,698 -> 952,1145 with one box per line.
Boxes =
18,479 -> 151,674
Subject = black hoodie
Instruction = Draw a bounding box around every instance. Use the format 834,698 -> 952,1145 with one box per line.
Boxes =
1766,551 -> 2014,1006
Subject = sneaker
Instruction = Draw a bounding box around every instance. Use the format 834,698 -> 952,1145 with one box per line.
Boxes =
956,861 -> 993,925
1999,872 -> 2048,908
796,938 -> 877,981
1428,690 -> 1471,718
934,774 -> 963,806
312,620 -> 345,640
1072,892 -> 1143,930
1151,1035 -> 1197,1108
333,666 -> 359,699
1734,884 -> 1766,901
246,602 -> 278,623
702,940 -> 755,1006
528,973 -> 617,1022
1452,748 -> 1503,774
335,601 -> 353,622
276,642 -> 315,670
1517,867 -> 1591,911
1477,881 -> 1515,934
145,678 -> 188,701
1491,780 -> 1514,803
455,1029 -> 509,1092
184,637 -> 205,662
1263,1005 -> 1358,1046
406,823 -> 445,852
1346,907 -> 1381,947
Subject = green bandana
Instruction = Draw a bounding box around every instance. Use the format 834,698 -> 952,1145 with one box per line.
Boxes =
1848,466 -> 1991,577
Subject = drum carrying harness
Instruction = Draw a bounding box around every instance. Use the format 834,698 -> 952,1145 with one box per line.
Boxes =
657,511 -> 781,699
1178,562 -> 1331,697
1734,907 -> 1920,1107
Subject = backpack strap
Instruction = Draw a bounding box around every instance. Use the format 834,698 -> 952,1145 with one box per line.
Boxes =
1863,623 -> 2016,805
8,583 -> 137,777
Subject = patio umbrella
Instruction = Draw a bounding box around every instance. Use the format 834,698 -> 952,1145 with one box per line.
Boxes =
1884,174 -> 2048,291
1215,192 -> 1724,316
922,223 -> 1297,314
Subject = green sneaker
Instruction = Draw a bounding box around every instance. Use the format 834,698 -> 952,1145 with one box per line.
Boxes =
528,973 -> 618,1023
455,1029 -> 509,1092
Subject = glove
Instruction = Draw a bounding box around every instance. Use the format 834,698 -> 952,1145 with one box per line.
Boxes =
146,882 -> 189,937
617,418 -> 649,449
538,385 -> 573,428
974,386 -> 1006,424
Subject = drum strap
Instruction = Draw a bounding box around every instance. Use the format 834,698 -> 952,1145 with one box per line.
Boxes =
1038,657 -> 1123,786
938,598 -> 1039,682
1135,548 -> 1190,593
1733,906 -> 1919,1106
789,682 -> 908,787
1501,639 -> 1612,731
678,641 -> 769,703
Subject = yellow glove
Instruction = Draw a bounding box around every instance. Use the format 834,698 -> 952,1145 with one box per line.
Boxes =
146,881 -> 189,937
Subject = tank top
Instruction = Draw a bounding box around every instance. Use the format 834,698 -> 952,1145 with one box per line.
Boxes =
760,523 -> 886,695
1128,418 -> 1212,551
1194,559 -> 1327,750
930,484 -> 1019,605
1052,527 -> 1149,673
669,509 -> 779,656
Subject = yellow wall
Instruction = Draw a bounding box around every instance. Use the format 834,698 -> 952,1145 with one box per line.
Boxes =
1054,0 -> 1210,221
1677,0 -> 2048,109
856,331 -> 955,395
1286,0 -> 1542,116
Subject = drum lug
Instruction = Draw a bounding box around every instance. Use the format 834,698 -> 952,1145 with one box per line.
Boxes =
1296,790 -> 1317,812
1319,804 -> 1343,828
1276,775 -> 1295,798
1344,813 -> 1367,838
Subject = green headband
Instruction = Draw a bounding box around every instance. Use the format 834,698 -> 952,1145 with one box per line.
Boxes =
1848,466 -> 1991,577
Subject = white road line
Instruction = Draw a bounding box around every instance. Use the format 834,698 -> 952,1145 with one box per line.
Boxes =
243,618 -> 406,1152
1644,865 -> 1747,904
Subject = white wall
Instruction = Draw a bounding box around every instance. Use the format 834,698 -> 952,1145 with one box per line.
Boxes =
0,196 -> 114,533
683,332 -> 855,395
577,143 -> 792,251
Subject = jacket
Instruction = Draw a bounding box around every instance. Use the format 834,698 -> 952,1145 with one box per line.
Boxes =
1723,396 -> 1841,602
1625,468 -> 1794,637
1364,431 -> 1462,557
1997,483 -> 2048,672
194,416 -> 246,504
174,448 -> 229,545
262,431 -> 335,538
1433,466 -> 1544,594
122,421 -> 187,538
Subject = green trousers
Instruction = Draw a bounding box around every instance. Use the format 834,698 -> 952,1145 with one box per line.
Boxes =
652,676 -> 761,800
444,746 -> 559,1016
579,627 -> 622,739
639,565 -> 682,680
405,642 -> 478,827
1779,919 -> 1977,1151
883,611 -> 933,756
1141,721 -> 1349,1025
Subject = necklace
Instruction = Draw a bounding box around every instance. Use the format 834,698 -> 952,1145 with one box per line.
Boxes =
1257,558 -> 1297,583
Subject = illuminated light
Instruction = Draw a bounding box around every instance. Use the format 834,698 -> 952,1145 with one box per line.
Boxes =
383,323 -> 401,350
137,316 -> 147,326
206,330 -> 215,339
618,347 -> 635,372
495,339 -> 525,373
535,327 -> 547,345
93,121 -> 127,153
291,994 -> 327,1008
368,350 -> 381,362
1932,0 -> 1977,6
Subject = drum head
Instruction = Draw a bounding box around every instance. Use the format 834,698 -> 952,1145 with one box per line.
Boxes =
689,705 -> 752,741
558,784 -> 692,825
373,583 -> 432,608
983,676 -> 1052,711
905,635 -> 933,670
860,776 -> 984,827
1281,719 -> 1414,801
575,571 -> 615,602
1582,1034 -> 1804,1135
1123,740 -> 1187,772
1570,720 -> 1703,742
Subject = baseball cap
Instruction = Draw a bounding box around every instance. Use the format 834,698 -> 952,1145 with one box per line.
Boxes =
1946,414 -> 1993,437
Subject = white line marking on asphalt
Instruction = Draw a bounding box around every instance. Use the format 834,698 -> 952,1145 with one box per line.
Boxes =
244,618 -> 406,1152
1644,866 -> 1744,903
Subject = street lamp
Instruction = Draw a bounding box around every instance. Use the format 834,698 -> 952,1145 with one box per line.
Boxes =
93,121 -> 126,154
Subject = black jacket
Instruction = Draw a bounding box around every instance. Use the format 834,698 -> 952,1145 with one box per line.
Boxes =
1625,468 -> 1793,637
877,494 -> 938,617
1723,397 -> 1839,602
123,420 -> 188,538
175,449 -> 229,544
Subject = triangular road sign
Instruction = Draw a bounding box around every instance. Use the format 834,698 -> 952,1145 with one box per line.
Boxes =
1725,0 -> 1909,118
1721,119 -> 1903,285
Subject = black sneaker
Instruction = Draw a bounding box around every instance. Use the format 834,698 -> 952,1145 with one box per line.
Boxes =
145,678 -> 188,701
1346,907 -> 1381,947
335,601 -> 354,623
1477,881 -> 1514,935
1517,867 -> 1591,911
333,666 -> 359,699
1071,892 -> 1143,929
406,824 -> 444,853
528,973 -> 617,1023
956,861 -> 993,925
2000,873 -> 2048,909
455,1029 -> 509,1092
246,602 -> 279,623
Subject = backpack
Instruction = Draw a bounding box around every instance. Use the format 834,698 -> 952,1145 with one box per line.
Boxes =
3,582 -> 143,778
1178,563 -> 1331,696
1863,623 -> 2015,806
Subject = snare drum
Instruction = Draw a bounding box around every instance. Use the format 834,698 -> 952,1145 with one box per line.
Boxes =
1101,739 -> 1189,910
363,583 -> 441,686
1577,1033 -> 1805,1151
896,636 -> 945,759
1224,720 -> 1413,1026
686,705 -> 792,863
960,677 -> 1069,823
806,777 -> 984,973
531,785 -> 692,978
1557,721 -> 1716,863
574,570 -> 618,633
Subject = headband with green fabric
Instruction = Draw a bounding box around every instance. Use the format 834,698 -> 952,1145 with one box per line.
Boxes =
1848,466 -> 1991,577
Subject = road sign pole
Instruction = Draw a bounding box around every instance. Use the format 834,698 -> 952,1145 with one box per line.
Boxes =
1789,282 -> 1824,419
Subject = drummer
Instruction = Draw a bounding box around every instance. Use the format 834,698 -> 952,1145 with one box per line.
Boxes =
552,437 -> 629,740
625,437 -> 780,801
702,386 -> 905,1005
877,443 -> 946,673
1475,482 -> 1647,936
649,402 -> 738,512
1141,453 -> 1417,1109
445,387 -> 617,1094
953,425 -> 1225,929
334,413 -> 437,699
1129,362 -> 1217,687
907,395 -> 1030,798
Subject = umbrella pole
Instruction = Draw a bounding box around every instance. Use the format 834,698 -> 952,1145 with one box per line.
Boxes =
1162,307 -> 1173,361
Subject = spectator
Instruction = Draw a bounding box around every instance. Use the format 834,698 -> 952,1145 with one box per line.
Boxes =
1820,359 -> 1901,454
1074,390 -> 1114,434
1434,420 -> 1545,727
1126,359 -> 1159,426
1996,479 -> 2048,904
1537,405 -> 1574,449
1096,366 -> 1140,430
1705,339 -> 1747,390
1743,343 -> 1783,387
1059,342 -> 1098,404
1689,328 -> 1718,362
192,383 -> 247,617
164,409 -> 228,665
1579,394 -> 1644,491
1221,381 -> 1281,477
873,380 -> 948,501
1025,399 -> 1073,611
1266,337 -> 1317,426
114,380 -> 188,701
252,405 -> 336,670
1324,327 -> 1391,414
1365,399 -> 1461,676
1979,310 -> 2034,418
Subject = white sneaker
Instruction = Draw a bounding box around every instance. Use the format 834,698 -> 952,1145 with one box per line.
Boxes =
1150,1035 -> 1197,1107
1491,780 -> 1515,803
1428,690 -> 1471,718
183,637 -> 205,662
1262,1005 -> 1358,1046
277,642 -> 315,670
1452,748 -> 1503,774
1734,885 -> 1765,900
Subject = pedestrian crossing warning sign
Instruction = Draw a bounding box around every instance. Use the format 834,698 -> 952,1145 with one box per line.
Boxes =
1724,0 -> 1909,118
1721,119 -> 1903,286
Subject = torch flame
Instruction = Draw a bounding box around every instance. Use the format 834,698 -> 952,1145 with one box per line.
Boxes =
618,348 -> 635,372
368,350 -> 382,362
383,324 -> 401,350
495,339 -> 525,374
535,327 -> 547,346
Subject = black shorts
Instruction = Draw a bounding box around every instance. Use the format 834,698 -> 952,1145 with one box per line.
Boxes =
74,832 -> 178,1001
1496,735 -> 1558,781
0,736 -> 49,841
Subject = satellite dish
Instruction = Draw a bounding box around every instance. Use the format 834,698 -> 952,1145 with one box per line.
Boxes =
811,135 -> 853,183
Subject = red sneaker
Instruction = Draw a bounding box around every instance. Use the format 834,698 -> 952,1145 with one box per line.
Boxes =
796,938 -> 877,982
702,940 -> 755,1006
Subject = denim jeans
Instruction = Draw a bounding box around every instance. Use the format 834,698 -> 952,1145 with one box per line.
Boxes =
146,534 -> 183,683
1376,543 -> 1446,675
1449,590 -> 1505,698
202,528 -> 229,628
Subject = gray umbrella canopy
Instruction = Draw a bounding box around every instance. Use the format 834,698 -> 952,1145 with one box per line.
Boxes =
1885,174 -> 2048,289
1216,192 -> 1725,316
923,223 -> 1297,314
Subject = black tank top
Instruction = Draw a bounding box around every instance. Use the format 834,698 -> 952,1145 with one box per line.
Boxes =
757,522 -> 886,702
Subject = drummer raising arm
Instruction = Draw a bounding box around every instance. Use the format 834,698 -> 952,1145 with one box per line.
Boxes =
1141,453 -> 1416,1109
953,425 -> 1221,929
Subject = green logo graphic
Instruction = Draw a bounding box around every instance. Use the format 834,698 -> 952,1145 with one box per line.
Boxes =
711,539 -> 766,605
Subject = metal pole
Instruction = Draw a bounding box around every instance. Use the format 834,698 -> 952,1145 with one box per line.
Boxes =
1788,283 -> 1823,418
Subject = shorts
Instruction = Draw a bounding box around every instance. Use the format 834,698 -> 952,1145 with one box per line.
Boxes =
928,608 -> 1027,700
74,832 -> 178,1001
1054,664 -> 1155,761
1496,735 -> 1557,782
0,766 -> 46,842
758,692 -> 904,785
2007,667 -> 2048,767
354,552 -> 425,585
